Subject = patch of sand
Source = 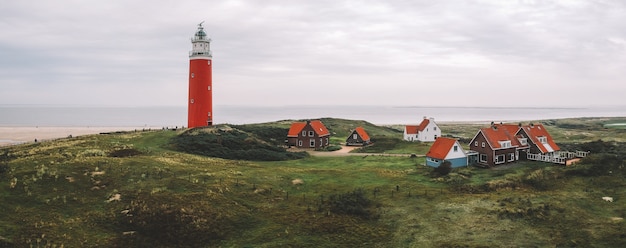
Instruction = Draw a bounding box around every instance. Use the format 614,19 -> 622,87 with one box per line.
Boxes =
0,126 -> 158,146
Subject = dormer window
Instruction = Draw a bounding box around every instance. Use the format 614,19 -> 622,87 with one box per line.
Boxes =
538,136 -> 547,144
518,138 -> 528,146
499,140 -> 512,148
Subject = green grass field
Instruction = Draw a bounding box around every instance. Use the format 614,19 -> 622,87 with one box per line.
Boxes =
1,117 -> 625,247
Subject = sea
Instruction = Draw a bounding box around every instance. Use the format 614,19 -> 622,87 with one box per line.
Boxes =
0,105 -> 625,127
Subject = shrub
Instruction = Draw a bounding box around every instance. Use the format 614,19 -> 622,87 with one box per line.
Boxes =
0,163 -> 8,174
323,189 -> 376,219
170,128 -> 308,161
319,145 -> 342,152
115,193 -> 242,247
109,148 -> 143,157
434,161 -> 452,176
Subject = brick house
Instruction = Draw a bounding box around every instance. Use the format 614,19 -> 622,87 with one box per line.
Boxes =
345,126 -> 371,146
286,120 -> 330,148
469,123 -> 528,167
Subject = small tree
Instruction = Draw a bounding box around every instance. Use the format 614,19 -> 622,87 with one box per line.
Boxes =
434,160 -> 452,176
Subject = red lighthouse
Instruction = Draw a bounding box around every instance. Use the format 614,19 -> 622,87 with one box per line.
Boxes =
188,22 -> 213,128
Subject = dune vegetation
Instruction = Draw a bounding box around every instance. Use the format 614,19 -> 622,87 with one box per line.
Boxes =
0,117 -> 625,247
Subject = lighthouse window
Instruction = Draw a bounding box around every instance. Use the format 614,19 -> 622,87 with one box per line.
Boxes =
208,61 -> 211,65
208,112 -> 211,117
191,73 -> 195,78
207,86 -> 211,91
190,99 -> 194,103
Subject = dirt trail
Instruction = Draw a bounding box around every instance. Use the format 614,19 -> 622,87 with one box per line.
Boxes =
302,146 -> 423,157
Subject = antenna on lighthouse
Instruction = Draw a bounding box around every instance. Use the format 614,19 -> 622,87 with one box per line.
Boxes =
199,21 -> 205,27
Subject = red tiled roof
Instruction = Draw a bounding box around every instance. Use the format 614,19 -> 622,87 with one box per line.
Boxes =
405,119 -> 430,134
287,122 -> 307,137
497,124 -> 521,135
522,124 -> 560,153
480,125 -> 522,149
310,120 -> 330,136
355,126 -> 370,141
288,120 -> 330,137
426,137 -> 457,160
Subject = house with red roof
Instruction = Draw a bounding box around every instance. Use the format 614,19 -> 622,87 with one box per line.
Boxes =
286,120 -> 330,148
426,137 -> 469,168
469,123 -> 529,167
517,123 -> 560,155
403,117 -> 441,142
346,126 -> 372,146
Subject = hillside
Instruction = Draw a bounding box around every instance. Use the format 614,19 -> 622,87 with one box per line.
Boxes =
0,117 -> 625,247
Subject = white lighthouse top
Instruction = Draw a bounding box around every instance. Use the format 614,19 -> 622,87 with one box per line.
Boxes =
190,22 -> 212,59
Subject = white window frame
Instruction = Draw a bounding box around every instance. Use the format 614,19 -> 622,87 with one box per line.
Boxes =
301,131 -> 306,137
479,154 -> 487,162
495,154 -> 505,164
509,153 -> 515,162
474,141 -> 478,147
308,131 -> 314,137
310,139 -> 315,147
298,140 -> 303,147
482,142 -> 486,148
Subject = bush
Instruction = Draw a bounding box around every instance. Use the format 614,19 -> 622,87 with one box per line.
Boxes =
170,128 -> 308,161
323,189 -> 376,219
115,193 -> 242,247
319,145 -> 342,152
434,161 -> 452,176
109,148 -> 143,157
0,163 -> 8,174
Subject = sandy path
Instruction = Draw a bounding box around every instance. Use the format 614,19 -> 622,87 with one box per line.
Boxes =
0,126 -> 158,146
305,145 -> 422,157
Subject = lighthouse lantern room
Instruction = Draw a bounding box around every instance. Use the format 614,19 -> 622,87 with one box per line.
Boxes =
188,22 -> 213,128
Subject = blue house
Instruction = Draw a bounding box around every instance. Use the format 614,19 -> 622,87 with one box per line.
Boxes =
425,137 -> 468,168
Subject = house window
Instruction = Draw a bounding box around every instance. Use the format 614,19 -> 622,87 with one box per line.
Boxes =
538,136 -> 547,144
320,138 -> 323,145
474,141 -> 478,147
434,127 -> 437,131
453,146 -> 458,152
308,131 -> 314,137
482,142 -> 485,148
434,135 -> 438,139
499,141 -> 511,148
480,154 -> 487,162
495,154 -> 505,164
519,138 -> 528,146
326,138 -> 329,145
509,153 -> 515,162
302,131 -> 306,136
353,134 -> 358,139
310,139 -> 315,147
298,140 -> 303,147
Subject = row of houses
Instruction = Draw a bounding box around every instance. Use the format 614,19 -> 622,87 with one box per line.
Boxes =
426,122 -> 588,168
285,120 -> 372,148
283,118 -> 587,168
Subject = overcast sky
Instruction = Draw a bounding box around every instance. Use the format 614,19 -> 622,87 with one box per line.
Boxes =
1,0 -> 625,108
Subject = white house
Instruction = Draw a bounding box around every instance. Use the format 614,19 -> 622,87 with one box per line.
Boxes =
404,117 -> 441,142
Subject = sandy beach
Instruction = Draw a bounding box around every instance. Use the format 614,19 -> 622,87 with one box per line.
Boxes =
0,126 -> 159,146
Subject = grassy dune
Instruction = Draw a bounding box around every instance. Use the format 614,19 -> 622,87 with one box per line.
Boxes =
0,117 -> 625,247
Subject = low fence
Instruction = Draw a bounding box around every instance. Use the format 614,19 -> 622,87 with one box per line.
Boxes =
527,150 -> 589,165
